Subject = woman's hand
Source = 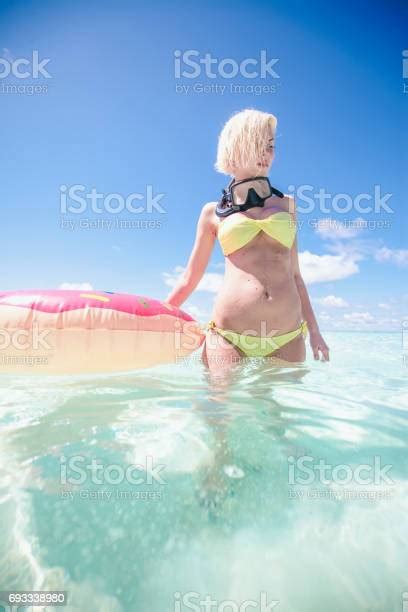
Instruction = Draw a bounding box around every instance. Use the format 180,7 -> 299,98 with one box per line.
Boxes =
309,328 -> 330,361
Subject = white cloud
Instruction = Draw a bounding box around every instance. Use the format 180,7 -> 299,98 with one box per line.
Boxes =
341,312 -> 401,330
315,305 -> 403,331
374,247 -> 408,267
299,251 -> 359,284
183,303 -> 209,321
165,251 -> 359,291
378,318 -> 401,326
196,273 -> 224,292
162,266 -> 185,288
1,48 -> 13,61
315,295 -> 349,308
343,311 -> 375,323
59,282 -> 94,290
163,266 -> 223,293
378,303 -> 391,310
315,217 -> 366,240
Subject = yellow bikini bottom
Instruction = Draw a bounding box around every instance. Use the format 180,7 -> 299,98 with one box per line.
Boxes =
206,319 -> 308,358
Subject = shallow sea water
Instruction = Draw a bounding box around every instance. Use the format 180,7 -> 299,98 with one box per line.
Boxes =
0,332 -> 407,611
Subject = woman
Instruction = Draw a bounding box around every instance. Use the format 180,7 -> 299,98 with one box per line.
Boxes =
165,109 -> 329,372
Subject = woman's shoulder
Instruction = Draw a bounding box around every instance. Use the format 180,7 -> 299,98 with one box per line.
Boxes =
282,194 -> 296,215
197,202 -> 219,234
271,193 -> 296,215
200,201 -> 218,223
201,201 -> 218,214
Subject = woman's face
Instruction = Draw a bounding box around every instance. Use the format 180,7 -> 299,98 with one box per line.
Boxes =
235,131 -> 276,179
255,132 -> 275,174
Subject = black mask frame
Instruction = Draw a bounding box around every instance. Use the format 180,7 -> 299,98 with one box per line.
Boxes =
215,176 -> 284,218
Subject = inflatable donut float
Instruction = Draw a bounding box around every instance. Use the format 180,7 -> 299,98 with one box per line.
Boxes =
0,290 -> 206,374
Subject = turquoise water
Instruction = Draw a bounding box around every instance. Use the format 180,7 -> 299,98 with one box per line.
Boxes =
0,332 -> 407,612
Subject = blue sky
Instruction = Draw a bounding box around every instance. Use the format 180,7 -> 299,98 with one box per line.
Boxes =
0,0 -> 407,330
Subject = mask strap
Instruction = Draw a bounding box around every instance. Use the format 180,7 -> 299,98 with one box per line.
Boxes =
220,178 -> 235,208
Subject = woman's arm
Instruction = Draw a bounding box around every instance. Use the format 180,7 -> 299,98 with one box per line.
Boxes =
165,202 -> 217,308
289,196 -> 330,361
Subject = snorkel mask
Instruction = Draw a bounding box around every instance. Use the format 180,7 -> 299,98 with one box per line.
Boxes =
215,176 -> 284,218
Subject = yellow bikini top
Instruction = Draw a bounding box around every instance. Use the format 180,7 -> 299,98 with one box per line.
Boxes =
217,210 -> 296,256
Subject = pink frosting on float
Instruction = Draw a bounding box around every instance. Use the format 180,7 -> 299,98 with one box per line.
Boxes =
0,290 -> 195,321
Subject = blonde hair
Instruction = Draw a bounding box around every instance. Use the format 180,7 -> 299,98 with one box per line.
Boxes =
215,108 -> 277,176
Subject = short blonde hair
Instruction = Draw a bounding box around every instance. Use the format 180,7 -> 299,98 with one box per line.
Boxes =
215,108 -> 277,175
